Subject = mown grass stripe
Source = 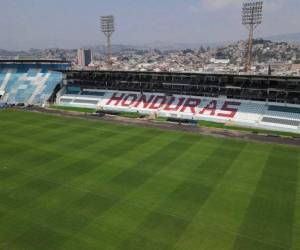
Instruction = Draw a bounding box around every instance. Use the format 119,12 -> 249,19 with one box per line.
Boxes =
120,140 -> 247,250
0,129 -> 116,186
0,128 -> 153,213
44,132 -> 158,184
174,143 -> 272,250
0,128 -> 119,195
156,139 -> 247,221
61,135 -> 198,249
0,131 -> 137,221
1,130 -> 164,249
291,150 -> 300,250
233,146 -> 299,250
6,134 -> 183,249
96,136 -> 197,200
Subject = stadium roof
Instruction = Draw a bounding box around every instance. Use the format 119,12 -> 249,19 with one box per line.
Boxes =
60,69 -> 300,81
0,59 -> 70,64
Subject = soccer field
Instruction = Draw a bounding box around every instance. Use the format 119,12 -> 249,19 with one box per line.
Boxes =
0,109 -> 299,250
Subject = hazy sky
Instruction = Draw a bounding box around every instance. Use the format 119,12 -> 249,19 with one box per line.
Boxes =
0,0 -> 299,50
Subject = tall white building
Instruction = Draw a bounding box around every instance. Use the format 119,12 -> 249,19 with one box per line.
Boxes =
77,48 -> 92,67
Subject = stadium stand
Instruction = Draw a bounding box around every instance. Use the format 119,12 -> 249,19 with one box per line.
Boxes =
0,60 -> 69,105
57,90 -> 300,133
55,70 -> 300,133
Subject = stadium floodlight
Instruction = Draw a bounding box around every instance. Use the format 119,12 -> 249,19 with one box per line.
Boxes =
242,1 -> 263,72
101,15 -> 115,66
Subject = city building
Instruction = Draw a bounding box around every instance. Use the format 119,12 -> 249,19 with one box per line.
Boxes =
77,48 -> 92,67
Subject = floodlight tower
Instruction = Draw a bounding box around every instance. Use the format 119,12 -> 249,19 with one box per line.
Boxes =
242,1 -> 263,72
101,15 -> 115,65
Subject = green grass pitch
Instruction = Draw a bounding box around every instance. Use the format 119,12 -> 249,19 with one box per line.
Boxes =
0,109 -> 299,250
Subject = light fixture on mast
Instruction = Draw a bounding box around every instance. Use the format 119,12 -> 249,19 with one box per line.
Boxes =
101,15 -> 115,66
242,1 -> 263,72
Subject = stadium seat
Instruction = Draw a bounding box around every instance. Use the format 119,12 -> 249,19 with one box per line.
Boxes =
235,102 -> 266,124
261,116 -> 300,128
57,89 -> 300,134
264,105 -> 300,120
0,63 -> 68,105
